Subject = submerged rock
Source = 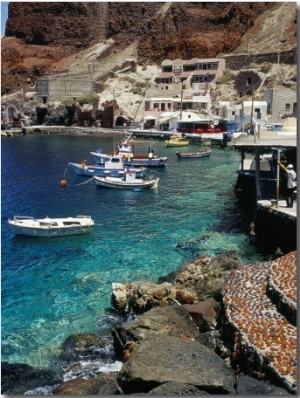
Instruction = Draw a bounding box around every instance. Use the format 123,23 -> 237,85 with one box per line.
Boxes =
52,373 -> 120,395
59,332 -> 111,363
1,362 -> 61,395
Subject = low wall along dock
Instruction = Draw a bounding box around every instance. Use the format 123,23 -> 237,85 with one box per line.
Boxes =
253,200 -> 297,255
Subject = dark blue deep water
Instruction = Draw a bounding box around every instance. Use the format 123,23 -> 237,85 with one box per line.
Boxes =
1,134 -> 263,370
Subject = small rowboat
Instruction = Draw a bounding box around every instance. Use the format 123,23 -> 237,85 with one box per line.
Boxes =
176,149 -> 212,158
8,215 -> 94,237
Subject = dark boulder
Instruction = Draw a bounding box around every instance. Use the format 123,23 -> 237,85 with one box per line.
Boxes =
52,373 -> 120,395
235,373 -> 290,395
183,300 -> 217,331
59,332 -> 111,363
1,361 -> 61,395
117,335 -> 236,394
147,381 -> 209,395
112,305 -> 199,360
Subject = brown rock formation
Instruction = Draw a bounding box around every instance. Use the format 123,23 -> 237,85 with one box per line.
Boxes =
2,2 -> 296,95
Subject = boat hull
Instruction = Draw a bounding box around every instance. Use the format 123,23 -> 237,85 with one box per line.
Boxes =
91,153 -> 167,167
8,216 -> 94,237
164,139 -> 189,147
176,150 -> 211,158
94,176 -> 159,189
123,157 -> 167,167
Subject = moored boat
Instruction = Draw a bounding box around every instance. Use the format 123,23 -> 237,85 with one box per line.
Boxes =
69,157 -> 146,178
164,135 -> 189,147
8,215 -> 94,237
91,134 -> 168,167
94,168 -> 159,189
176,149 -> 212,158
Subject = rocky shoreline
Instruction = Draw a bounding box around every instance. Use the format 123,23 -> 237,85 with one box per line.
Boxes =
1,251 -> 297,395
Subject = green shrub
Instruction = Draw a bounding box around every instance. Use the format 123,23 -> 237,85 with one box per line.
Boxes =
77,93 -> 99,105
259,63 -> 273,73
215,69 -> 235,85
62,98 -> 77,107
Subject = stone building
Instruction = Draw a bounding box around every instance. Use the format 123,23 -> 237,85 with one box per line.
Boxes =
143,58 -> 225,120
263,88 -> 297,122
234,70 -> 263,98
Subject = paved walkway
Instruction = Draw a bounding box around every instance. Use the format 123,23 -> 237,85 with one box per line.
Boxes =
257,199 -> 297,219
223,251 -> 297,393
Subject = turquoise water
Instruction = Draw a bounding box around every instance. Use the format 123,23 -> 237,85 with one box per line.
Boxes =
1,134 -> 262,368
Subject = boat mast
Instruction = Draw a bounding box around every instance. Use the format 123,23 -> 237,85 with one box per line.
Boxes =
179,80 -> 183,121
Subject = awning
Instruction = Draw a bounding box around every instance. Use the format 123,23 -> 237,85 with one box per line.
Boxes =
158,117 -> 171,122
144,115 -> 156,120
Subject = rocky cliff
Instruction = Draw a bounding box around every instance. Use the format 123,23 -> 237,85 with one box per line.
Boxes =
1,2 -> 297,95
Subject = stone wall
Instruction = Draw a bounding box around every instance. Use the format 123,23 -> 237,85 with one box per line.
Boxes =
223,48 -> 297,70
254,203 -> 297,254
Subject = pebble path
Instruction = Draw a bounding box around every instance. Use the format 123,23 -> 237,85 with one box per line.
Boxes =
222,251 -> 297,393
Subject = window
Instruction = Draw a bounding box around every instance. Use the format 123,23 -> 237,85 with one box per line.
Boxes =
255,108 -> 261,120
285,103 -> 291,111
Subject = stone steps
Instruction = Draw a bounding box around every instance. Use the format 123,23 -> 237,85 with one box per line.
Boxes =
222,251 -> 297,393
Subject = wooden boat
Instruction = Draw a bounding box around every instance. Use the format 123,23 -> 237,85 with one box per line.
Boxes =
69,157 -> 146,178
94,168 -> 159,189
8,215 -> 94,237
91,134 -> 168,167
176,149 -> 212,158
164,135 -> 189,147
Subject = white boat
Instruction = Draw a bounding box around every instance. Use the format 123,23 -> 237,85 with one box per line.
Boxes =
8,215 -> 94,237
91,134 -> 168,167
69,155 -> 146,178
94,168 -> 159,189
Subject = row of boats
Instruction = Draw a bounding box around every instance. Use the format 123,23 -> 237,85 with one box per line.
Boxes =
68,133 -> 211,179
8,133 -> 211,237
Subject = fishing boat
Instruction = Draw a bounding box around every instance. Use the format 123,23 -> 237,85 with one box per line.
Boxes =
176,148 -> 212,158
68,156 -> 146,178
164,135 -> 189,147
94,168 -> 159,189
91,134 -> 168,167
8,215 -> 94,237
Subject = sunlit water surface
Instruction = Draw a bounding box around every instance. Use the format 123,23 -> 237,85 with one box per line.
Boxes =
1,134 -> 262,369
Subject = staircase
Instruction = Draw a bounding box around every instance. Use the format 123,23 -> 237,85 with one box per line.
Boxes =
222,251 -> 297,393
38,42 -> 138,102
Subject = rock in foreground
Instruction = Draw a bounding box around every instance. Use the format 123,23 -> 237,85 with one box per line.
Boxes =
117,335 -> 236,394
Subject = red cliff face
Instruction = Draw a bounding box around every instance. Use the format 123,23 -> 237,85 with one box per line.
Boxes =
1,2 -> 296,95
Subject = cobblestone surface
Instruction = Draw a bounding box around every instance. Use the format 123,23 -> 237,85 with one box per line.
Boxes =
222,251 -> 297,393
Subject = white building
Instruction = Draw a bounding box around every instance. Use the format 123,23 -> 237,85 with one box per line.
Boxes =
263,88 -> 297,122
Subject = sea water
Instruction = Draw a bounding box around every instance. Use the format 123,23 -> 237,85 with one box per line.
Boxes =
1,133 -> 263,370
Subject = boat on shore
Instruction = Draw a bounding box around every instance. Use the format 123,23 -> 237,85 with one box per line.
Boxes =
91,134 -> 168,167
8,215 -> 94,237
176,148 -> 212,158
164,135 -> 189,147
94,168 -> 159,190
